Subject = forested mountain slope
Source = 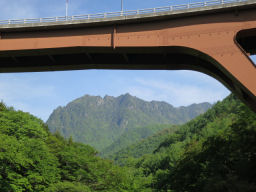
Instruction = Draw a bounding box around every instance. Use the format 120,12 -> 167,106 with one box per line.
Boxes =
103,125 -> 179,162
46,93 -> 211,151
124,94 -> 256,191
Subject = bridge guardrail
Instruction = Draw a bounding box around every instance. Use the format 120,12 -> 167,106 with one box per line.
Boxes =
0,0 -> 248,25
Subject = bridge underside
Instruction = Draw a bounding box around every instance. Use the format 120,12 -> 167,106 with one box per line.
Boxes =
0,47 -> 223,72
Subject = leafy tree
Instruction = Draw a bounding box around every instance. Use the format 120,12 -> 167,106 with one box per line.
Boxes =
165,98 -> 256,192
46,181 -> 91,192
0,103 -> 144,191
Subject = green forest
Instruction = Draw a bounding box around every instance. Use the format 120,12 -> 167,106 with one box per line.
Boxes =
0,94 -> 255,191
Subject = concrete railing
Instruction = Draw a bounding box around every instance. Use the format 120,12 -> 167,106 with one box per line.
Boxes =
0,0 -> 248,25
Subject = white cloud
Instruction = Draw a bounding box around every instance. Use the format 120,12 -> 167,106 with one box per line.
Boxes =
0,0 -> 76,20
0,0 -> 38,19
0,74 -> 57,121
0,0 -> 102,22
127,76 -> 230,106
0,75 -> 55,98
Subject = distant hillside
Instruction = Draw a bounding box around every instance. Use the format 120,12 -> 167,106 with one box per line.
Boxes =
106,125 -> 179,164
100,124 -> 178,158
46,93 -> 212,151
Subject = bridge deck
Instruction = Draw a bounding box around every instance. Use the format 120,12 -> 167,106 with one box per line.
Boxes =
0,0 -> 255,31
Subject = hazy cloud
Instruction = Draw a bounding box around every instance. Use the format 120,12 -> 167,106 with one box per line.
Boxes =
0,0 -> 38,19
127,76 -> 230,106
0,74 -> 57,121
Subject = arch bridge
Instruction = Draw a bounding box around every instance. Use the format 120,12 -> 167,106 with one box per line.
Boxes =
0,0 -> 255,111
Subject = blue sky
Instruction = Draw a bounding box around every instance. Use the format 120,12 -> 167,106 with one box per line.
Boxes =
0,0 -> 254,121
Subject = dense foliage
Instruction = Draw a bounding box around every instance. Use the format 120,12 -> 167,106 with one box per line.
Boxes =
0,102 -> 141,191
47,93 -> 211,151
168,104 -> 256,192
1,94 -> 255,191
122,95 -> 256,191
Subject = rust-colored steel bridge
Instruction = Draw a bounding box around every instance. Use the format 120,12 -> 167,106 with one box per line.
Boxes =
0,0 -> 255,111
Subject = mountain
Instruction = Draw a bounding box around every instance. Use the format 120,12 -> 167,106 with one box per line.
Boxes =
46,93 -> 212,151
